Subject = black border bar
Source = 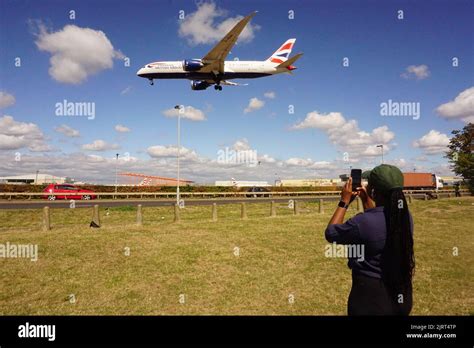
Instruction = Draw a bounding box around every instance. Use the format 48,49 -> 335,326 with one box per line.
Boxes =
0,316 -> 472,345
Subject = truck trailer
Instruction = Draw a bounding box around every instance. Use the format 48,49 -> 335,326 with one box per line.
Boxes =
403,172 -> 443,190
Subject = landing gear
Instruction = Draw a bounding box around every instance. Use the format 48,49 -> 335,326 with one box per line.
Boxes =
149,79 -> 154,86
214,85 -> 222,91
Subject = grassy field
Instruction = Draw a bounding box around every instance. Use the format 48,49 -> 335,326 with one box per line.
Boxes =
0,197 -> 472,315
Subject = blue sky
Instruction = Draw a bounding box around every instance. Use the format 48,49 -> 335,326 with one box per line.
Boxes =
0,0 -> 473,184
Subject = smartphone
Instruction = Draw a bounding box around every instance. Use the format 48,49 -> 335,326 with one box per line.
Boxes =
351,169 -> 362,191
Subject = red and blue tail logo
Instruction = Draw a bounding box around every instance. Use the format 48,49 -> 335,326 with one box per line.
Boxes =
267,38 -> 296,64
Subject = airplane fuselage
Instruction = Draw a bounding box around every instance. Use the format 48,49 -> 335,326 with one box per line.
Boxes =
137,60 -> 288,81
136,12 -> 301,90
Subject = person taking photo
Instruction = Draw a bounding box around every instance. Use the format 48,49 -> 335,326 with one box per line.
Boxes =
325,164 -> 415,315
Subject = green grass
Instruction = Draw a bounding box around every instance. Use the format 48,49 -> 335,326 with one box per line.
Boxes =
0,198 -> 472,315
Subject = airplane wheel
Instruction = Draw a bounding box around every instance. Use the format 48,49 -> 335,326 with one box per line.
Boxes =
214,85 -> 219,90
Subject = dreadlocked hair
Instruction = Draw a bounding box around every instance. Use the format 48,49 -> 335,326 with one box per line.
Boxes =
381,188 -> 415,296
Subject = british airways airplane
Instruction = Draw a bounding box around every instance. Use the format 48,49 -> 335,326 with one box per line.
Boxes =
136,12 -> 302,91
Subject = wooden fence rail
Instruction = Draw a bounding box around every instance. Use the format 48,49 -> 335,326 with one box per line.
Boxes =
0,189 -> 469,200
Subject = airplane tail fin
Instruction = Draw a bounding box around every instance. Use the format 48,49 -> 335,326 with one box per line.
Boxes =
266,38 -> 296,64
276,52 -> 303,70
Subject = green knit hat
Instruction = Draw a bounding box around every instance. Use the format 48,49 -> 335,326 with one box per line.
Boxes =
366,164 -> 404,192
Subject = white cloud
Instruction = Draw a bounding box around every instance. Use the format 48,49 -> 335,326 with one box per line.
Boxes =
259,154 -> 276,163
244,97 -> 265,113
291,111 -> 395,158
0,92 -> 15,109
55,124 -> 80,137
225,139 -> 276,164
311,161 -> 334,169
162,105 -> 207,121
147,145 -> 199,161
232,138 -> 251,151
284,157 -> 336,171
362,144 -> 391,157
115,124 -> 131,133
81,139 -> 119,151
436,86 -> 474,123
178,2 -> 259,45
413,130 -> 450,155
389,158 -> 407,168
0,115 -> 51,151
385,158 -> 427,173
0,134 -> 28,150
264,91 -> 276,99
285,158 -> 313,167
34,23 -> 123,84
0,116 -> 42,137
401,64 -> 430,80
429,163 -> 456,176
291,111 -> 346,130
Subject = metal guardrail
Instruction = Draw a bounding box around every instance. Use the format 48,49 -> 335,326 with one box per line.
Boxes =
0,189 -> 469,200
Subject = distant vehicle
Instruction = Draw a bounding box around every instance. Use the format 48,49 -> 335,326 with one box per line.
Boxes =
337,172 -> 443,191
246,187 -> 271,198
43,184 -> 96,200
403,173 -> 444,191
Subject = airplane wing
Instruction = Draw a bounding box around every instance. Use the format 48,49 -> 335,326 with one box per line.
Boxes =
199,11 -> 257,74
221,80 -> 248,86
201,80 -> 248,86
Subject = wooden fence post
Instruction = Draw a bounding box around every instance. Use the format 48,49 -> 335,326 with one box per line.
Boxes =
174,204 -> 180,222
42,206 -> 50,231
241,202 -> 247,220
270,201 -> 276,217
92,204 -> 100,226
137,204 -> 143,226
212,203 -> 217,221
293,200 -> 299,215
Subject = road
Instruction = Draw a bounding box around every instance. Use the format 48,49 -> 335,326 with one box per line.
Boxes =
0,196 -> 341,209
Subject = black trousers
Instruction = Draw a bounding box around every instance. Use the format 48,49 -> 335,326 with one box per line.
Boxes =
348,273 -> 412,316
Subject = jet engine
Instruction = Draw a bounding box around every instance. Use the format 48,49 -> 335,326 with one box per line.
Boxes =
190,80 -> 210,90
183,59 -> 204,71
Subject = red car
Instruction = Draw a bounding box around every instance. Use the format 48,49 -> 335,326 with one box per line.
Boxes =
43,184 -> 96,200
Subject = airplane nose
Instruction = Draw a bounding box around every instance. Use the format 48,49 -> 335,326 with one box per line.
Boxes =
136,68 -> 145,77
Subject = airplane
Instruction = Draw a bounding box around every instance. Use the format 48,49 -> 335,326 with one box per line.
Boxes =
136,11 -> 302,91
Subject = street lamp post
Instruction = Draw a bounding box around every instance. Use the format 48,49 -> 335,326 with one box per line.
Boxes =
175,105 -> 182,206
115,153 -> 119,195
376,144 -> 384,164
